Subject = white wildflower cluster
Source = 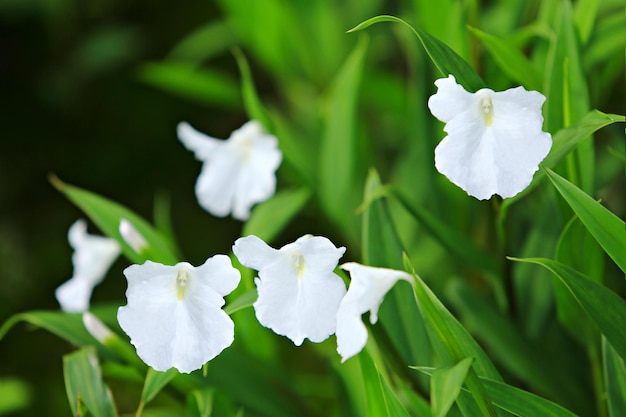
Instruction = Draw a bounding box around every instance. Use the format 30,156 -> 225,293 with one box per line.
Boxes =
55,75 -> 552,373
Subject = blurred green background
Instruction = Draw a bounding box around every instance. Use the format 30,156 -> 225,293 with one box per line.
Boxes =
0,0 -> 624,416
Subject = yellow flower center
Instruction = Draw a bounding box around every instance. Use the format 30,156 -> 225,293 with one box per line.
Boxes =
479,92 -> 494,127
176,267 -> 191,300
233,134 -> 254,161
292,252 -> 305,280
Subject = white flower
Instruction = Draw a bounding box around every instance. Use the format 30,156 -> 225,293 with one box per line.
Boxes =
336,263 -> 412,362
55,220 -> 120,313
117,256 -> 240,373
177,120 -> 282,220
233,235 -> 346,346
119,219 -> 147,254
428,74 -> 552,200
83,312 -> 114,344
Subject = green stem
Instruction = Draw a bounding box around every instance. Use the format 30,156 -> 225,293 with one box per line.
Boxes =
135,400 -> 145,417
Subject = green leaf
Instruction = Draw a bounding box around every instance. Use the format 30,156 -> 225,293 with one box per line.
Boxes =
136,62 -> 239,107
510,257 -> 626,361
468,26 -> 542,91
189,389 -> 214,417
243,188 -> 311,244
0,311 -> 93,347
319,35 -> 368,241
544,167 -> 626,273
416,368 -> 580,417
224,289 -> 257,315
141,368 -> 178,405
348,15 -> 484,91
0,378 -> 31,415
63,346 -> 118,417
407,258 -> 499,417
359,350 -> 411,417
50,176 -> 180,265
232,47 -> 273,132
392,190 -> 500,277
604,337 -> 626,417
361,169 -> 430,371
573,0 -> 599,45
166,21 -> 235,63
430,357 -> 474,417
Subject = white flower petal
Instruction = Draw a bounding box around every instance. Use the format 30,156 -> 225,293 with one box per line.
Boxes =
56,220 -> 120,313
117,256 -> 240,373
178,120 -> 282,220
233,234 -> 346,345
430,75 -> 552,200
336,263 -> 412,362
119,219 -> 147,254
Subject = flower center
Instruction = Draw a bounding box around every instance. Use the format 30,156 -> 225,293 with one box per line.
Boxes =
292,252 -> 305,280
479,93 -> 494,127
232,134 -> 254,161
176,267 -> 191,300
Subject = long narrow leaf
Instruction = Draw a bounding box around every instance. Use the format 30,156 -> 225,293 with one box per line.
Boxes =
63,347 -> 118,417
51,176 -> 180,265
348,15 -> 484,91
544,167 -> 626,273
429,357 -> 474,417
510,257 -> 626,361
603,337 -> 626,417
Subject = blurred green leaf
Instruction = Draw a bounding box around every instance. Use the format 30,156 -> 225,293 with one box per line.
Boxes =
0,378 -> 31,415
429,357 -> 474,417
348,15 -> 484,91
393,190 -> 500,277
604,337 -> 626,417
167,21 -> 235,63
63,346 -> 118,417
359,350 -> 411,417
189,389 -> 214,417
137,62 -> 240,108
468,26 -> 542,91
243,188 -> 311,244
510,257 -> 626,361
50,176 -> 180,265
141,368 -> 178,406
224,289 -> 257,315
544,0 -> 592,192
319,35 -> 368,242
232,47 -> 273,132
0,311 -> 93,347
544,167 -> 626,273
572,0 -> 598,45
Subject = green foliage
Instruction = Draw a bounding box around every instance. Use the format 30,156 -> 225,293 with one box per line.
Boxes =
2,1 -> 624,417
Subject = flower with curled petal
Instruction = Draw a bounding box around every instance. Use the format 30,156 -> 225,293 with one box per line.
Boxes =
117,256 -> 240,373
428,74 -> 552,200
336,263 -> 412,362
177,120 -> 282,220
233,234 -> 346,346
55,220 -> 120,313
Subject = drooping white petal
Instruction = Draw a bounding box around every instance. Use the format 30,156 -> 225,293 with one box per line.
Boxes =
233,234 -> 346,346
336,263 -> 412,362
177,120 -> 282,220
55,220 -> 120,313
83,312 -> 114,343
429,75 -> 552,200
119,219 -> 147,254
117,256 -> 240,373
